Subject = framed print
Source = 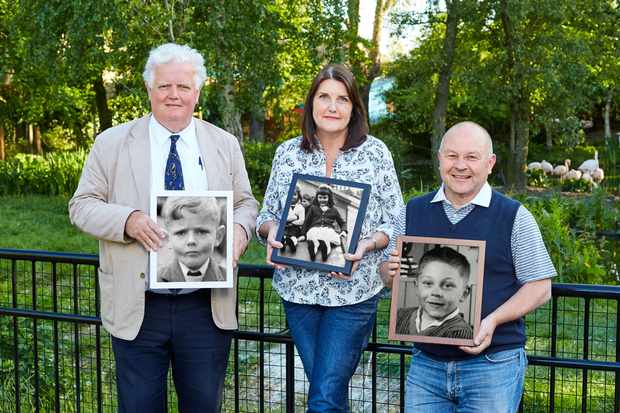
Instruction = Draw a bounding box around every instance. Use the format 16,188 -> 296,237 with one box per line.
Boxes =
149,190 -> 234,289
388,236 -> 485,346
270,173 -> 371,274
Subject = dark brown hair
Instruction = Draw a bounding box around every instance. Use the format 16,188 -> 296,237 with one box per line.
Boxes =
313,184 -> 335,208
419,246 -> 471,281
301,64 -> 368,152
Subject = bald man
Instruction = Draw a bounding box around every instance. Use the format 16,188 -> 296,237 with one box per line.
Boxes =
381,122 -> 556,412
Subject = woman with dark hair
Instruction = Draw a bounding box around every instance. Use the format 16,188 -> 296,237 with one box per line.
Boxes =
303,184 -> 346,262
257,63 -> 403,412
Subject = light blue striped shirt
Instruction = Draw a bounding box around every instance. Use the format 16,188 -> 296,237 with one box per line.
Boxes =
388,183 -> 557,283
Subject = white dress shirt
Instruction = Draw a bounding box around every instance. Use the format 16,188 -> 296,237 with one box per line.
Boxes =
179,259 -> 210,282
149,115 -> 206,294
149,116 -> 208,191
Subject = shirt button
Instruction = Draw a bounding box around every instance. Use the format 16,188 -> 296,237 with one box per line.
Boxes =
139,272 -> 145,279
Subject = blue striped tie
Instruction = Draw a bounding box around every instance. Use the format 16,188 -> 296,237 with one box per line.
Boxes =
164,135 -> 184,190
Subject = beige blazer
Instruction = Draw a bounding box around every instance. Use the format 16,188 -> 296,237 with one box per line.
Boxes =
69,115 -> 258,340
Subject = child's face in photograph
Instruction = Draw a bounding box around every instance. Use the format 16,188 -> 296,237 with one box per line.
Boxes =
415,260 -> 469,321
301,196 -> 312,208
168,211 -> 224,270
317,193 -> 329,206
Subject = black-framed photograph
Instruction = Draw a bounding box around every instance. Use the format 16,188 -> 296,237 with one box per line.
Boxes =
389,236 -> 485,346
270,173 -> 371,274
149,190 -> 233,289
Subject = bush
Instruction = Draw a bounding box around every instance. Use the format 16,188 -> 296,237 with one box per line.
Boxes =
527,169 -> 551,188
0,151 -> 87,196
0,142 -> 278,200
243,142 -> 277,202
521,194 -> 616,285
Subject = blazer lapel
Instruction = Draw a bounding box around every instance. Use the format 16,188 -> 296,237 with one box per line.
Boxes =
127,116 -> 151,211
195,120 -> 225,190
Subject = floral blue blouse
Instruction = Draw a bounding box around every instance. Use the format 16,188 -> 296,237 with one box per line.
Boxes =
256,135 -> 404,306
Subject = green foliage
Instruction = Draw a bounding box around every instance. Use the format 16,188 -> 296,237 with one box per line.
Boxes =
371,121 -> 438,191
109,94 -> 149,125
520,194 -> 616,284
561,177 -> 592,193
568,187 -> 620,232
527,169 -> 551,188
243,142 -> 277,201
0,151 -> 87,196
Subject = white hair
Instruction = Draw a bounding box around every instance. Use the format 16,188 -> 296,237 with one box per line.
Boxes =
142,43 -> 207,89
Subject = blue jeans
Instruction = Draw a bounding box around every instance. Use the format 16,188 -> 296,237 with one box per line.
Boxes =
405,347 -> 527,413
283,293 -> 380,413
111,291 -> 232,413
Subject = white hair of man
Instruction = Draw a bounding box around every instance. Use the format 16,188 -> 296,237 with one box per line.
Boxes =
438,121 -> 494,156
142,43 -> 207,90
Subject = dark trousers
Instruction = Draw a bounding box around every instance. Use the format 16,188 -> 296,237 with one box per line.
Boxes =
111,290 -> 232,413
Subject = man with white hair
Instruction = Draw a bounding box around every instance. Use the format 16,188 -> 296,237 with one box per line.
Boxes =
381,121 -> 556,412
69,43 -> 258,412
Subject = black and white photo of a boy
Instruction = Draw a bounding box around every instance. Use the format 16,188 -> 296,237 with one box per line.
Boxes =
282,185 -> 306,253
158,196 -> 226,283
396,246 -> 473,339
303,184 -> 347,262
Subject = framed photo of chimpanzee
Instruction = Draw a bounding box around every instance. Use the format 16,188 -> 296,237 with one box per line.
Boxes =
148,190 -> 234,290
270,173 -> 371,274
388,236 -> 486,346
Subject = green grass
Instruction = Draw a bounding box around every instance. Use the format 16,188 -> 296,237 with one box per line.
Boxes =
0,194 -> 266,265
0,195 -> 97,253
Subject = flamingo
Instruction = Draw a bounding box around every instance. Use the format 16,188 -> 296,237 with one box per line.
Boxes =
578,150 -> 599,174
527,161 -> 542,172
591,167 -> 604,184
565,169 -> 582,181
553,159 -> 571,178
541,160 -> 553,174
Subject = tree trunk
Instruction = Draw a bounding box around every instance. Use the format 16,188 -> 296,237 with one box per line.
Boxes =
94,77 -> 113,133
511,96 -> 529,190
603,88 -> 612,141
163,0 -> 176,42
33,125 -> 43,155
249,81 -> 266,141
27,124 -> 33,152
545,122 -> 553,150
249,111 -> 265,142
361,0 -> 395,120
0,125 -> 5,161
500,0 -> 528,191
430,0 -> 459,178
347,0 -> 360,39
220,82 -> 243,146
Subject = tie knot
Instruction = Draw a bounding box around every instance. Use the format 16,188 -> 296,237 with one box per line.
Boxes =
169,134 -> 180,144
187,270 -> 202,277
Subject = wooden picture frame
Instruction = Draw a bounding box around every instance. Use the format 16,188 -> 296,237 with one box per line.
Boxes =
388,236 -> 485,346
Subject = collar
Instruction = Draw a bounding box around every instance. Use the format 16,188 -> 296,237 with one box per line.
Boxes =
431,182 -> 492,208
179,258 -> 210,282
416,306 -> 461,332
149,115 -> 195,147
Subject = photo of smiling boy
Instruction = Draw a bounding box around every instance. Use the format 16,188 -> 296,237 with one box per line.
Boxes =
158,196 -> 226,283
396,246 -> 473,339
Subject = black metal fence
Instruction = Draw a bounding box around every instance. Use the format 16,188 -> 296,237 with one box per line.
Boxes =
0,248 -> 618,412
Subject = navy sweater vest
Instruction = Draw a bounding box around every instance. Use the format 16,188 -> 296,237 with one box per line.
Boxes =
406,190 -> 523,359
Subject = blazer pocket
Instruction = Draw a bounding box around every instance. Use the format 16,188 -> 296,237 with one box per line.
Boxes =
97,268 -> 115,326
